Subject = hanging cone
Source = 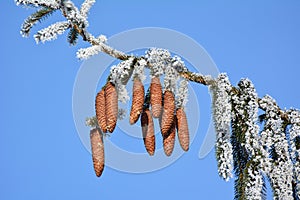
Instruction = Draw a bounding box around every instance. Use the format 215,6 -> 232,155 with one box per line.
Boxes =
161,90 -> 175,137
150,77 -> 162,118
105,82 -> 118,133
176,108 -> 189,151
90,128 -> 105,177
141,109 -> 155,156
95,89 -> 107,133
129,77 -> 145,125
163,120 -> 176,156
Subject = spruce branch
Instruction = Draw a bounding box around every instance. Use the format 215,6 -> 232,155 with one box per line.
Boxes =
211,73 -> 233,181
16,0 -> 300,198
260,95 -> 294,199
34,21 -> 71,43
15,0 -> 60,9
21,7 -> 55,37
80,0 -> 96,19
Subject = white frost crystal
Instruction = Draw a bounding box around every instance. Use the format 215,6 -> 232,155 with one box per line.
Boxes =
288,109 -> 300,199
211,73 -> 233,181
231,79 -> 271,199
110,58 -> 135,103
171,55 -> 187,73
15,0 -> 60,9
164,64 -> 179,94
34,21 -> 70,43
145,48 -> 171,78
132,59 -> 147,82
176,79 -> 188,108
260,95 -> 294,200
76,35 -> 107,59
237,79 -> 261,157
76,45 -> 102,59
61,0 -> 88,29
80,0 -> 96,19
244,164 -> 264,200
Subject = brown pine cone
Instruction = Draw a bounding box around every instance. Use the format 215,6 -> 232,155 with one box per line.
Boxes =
105,82 -> 118,133
141,109 -> 155,156
90,128 -> 104,177
95,89 -> 107,133
160,90 -> 175,137
176,108 -> 189,151
163,120 -> 176,156
150,77 -> 162,118
129,77 -> 145,125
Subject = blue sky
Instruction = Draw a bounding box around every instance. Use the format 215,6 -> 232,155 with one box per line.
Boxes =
1,0 -> 300,199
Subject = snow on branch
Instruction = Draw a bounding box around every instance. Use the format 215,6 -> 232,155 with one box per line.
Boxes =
288,109 -> 300,198
146,48 -> 171,78
260,95 -> 294,199
230,79 -> 271,199
76,45 -> 102,59
15,0 -> 60,9
76,35 -> 107,59
176,78 -> 189,108
61,0 -> 88,29
109,58 -> 136,103
164,64 -> 179,94
34,21 -> 70,43
80,0 -> 96,19
21,8 -> 55,37
211,73 -> 233,181
132,59 -> 147,82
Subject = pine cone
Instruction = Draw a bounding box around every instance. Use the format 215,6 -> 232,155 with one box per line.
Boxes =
95,89 -> 107,133
150,77 -> 162,118
163,120 -> 176,156
161,90 -> 175,137
141,109 -> 155,156
105,82 -> 118,133
176,108 -> 189,151
129,77 -> 145,125
90,128 -> 104,177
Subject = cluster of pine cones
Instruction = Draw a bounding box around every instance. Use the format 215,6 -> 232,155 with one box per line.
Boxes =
90,50 -> 191,177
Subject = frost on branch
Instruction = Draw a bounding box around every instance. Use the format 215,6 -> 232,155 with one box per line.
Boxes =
109,58 -> 135,103
76,35 -> 107,59
34,21 -> 70,43
145,48 -> 171,78
80,0 -> 96,19
76,45 -> 101,59
260,95 -> 294,199
61,0 -> 88,29
15,0 -> 60,9
21,8 -> 55,37
288,110 -> 300,199
176,78 -> 188,108
164,64 -> 179,94
230,79 -> 268,200
210,73 -> 233,181
132,59 -> 147,82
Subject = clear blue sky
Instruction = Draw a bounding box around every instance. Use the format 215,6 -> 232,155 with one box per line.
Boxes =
1,0 -> 300,199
